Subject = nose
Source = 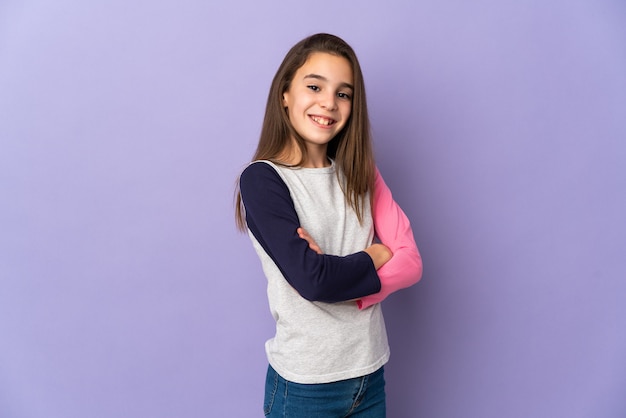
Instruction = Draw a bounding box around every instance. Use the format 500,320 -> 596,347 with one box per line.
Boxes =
320,92 -> 337,111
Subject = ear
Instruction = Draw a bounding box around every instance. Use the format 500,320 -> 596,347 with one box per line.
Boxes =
282,92 -> 289,108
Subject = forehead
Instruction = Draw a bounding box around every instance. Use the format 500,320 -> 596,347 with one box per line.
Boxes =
295,52 -> 353,85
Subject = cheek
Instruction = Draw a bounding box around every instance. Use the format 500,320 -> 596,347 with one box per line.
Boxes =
340,103 -> 352,120
284,95 -> 302,114
287,104 -> 298,118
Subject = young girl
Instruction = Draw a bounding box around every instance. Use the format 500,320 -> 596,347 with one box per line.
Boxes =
236,33 -> 422,417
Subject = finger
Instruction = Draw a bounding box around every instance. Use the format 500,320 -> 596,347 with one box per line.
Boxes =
297,227 -> 310,242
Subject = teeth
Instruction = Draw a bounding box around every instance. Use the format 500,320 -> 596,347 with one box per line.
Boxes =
312,116 -> 333,126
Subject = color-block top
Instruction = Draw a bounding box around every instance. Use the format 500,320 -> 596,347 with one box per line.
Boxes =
239,159 -> 422,384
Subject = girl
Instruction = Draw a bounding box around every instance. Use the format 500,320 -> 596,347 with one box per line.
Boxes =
236,33 -> 422,417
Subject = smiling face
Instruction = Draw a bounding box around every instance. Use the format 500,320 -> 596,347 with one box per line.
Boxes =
282,52 -> 354,158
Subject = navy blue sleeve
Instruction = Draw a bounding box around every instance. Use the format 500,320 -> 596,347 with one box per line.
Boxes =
239,162 -> 381,303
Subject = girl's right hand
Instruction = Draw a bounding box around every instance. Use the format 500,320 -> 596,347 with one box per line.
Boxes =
364,243 -> 392,270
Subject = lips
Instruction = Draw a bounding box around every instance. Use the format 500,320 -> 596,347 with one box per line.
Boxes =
310,115 -> 336,126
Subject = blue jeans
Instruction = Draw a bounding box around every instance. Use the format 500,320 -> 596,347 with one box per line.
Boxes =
263,365 -> 386,417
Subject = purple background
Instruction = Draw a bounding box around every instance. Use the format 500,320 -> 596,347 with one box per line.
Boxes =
1,1 -> 625,417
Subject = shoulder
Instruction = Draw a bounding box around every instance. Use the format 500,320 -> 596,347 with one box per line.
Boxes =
240,161 -> 290,200
241,160 -> 277,178
240,161 -> 282,187
373,165 -> 388,189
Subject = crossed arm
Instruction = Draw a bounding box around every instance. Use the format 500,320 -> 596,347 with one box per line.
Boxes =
298,167 -> 423,309
297,227 -> 392,270
241,162 -> 390,303
241,162 -> 421,306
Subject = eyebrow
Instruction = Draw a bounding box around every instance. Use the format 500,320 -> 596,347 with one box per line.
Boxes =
304,73 -> 354,90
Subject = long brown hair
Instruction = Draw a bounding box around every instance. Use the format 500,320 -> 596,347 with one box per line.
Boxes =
235,33 -> 375,230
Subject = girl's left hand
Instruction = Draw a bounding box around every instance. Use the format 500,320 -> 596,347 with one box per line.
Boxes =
297,227 -> 323,254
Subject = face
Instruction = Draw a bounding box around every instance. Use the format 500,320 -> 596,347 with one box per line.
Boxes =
283,52 -> 354,153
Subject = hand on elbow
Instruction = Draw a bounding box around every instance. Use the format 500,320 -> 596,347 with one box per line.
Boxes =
364,243 -> 392,270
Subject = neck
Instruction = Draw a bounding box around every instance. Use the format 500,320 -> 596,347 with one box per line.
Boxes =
278,138 -> 330,168
304,146 -> 330,168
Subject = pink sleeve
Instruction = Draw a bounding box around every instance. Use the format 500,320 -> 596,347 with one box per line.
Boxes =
357,167 -> 423,309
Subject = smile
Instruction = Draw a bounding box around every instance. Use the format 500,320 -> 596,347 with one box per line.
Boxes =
310,115 -> 336,126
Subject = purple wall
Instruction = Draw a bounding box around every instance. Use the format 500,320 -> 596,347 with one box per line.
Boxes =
1,1 -> 624,417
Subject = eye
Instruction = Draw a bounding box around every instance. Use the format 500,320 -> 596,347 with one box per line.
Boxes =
307,85 -> 320,92
337,92 -> 352,100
